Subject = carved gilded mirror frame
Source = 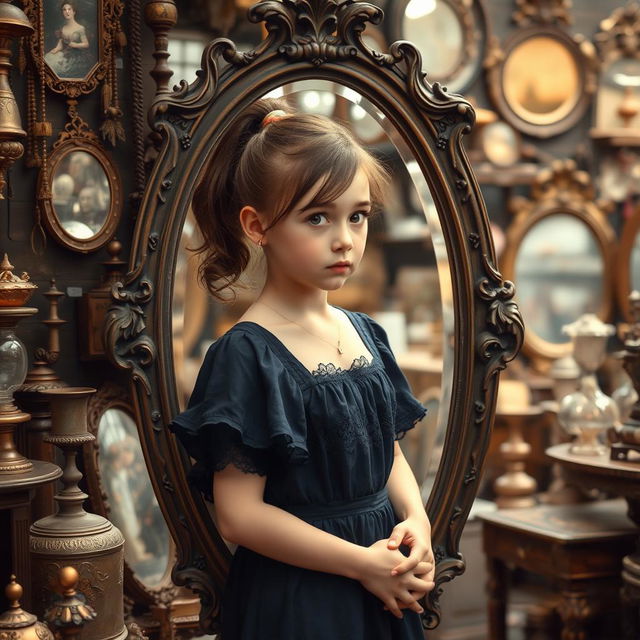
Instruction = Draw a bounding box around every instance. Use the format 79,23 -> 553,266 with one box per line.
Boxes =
105,0 -> 523,632
502,160 -> 614,369
485,24 -> 598,138
83,382 -> 178,610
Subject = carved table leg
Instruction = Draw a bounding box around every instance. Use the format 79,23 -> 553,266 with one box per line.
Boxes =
556,588 -> 591,640
487,556 -> 508,640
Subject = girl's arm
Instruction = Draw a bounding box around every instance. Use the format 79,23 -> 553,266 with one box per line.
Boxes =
214,464 -> 431,619
385,441 -> 435,580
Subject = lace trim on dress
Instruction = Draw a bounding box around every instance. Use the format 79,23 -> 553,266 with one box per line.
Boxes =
310,355 -> 371,377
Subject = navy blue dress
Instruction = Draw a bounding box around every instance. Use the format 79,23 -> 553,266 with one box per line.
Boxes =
170,310 -> 427,640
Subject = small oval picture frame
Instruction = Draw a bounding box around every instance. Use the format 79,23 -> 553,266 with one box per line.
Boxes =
41,139 -> 121,253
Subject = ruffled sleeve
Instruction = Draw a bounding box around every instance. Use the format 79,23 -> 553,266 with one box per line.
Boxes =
168,329 -> 309,501
360,313 -> 427,439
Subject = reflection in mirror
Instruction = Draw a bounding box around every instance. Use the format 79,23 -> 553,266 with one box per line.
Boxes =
172,80 -> 453,497
98,408 -> 171,587
503,36 -> 579,124
403,0 -> 463,80
515,214 -> 603,344
52,150 -> 110,239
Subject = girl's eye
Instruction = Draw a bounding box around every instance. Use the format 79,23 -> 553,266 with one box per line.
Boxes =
307,213 -> 328,226
350,211 -> 371,224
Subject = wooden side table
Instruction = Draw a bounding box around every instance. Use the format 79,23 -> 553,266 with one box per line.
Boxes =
478,499 -> 637,640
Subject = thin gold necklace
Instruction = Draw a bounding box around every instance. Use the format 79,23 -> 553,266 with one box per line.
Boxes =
256,300 -> 343,355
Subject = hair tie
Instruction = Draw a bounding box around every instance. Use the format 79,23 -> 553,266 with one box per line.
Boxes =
261,110 -> 288,129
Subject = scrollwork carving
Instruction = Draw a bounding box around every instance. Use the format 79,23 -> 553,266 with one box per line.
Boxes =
104,280 -> 157,395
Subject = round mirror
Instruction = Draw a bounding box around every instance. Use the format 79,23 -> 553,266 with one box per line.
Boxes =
43,140 -> 121,253
51,150 -> 110,239
503,36 -> 579,125
514,214 -> 604,345
172,80 -> 454,500
403,0 -> 463,80
98,408 -> 171,588
392,0 -> 485,94
481,121 -> 520,167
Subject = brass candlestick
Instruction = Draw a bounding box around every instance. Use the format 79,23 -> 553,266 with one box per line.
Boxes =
30,387 -> 126,640
0,2 -> 33,197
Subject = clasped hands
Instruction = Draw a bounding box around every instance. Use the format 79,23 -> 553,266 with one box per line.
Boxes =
359,516 -> 435,620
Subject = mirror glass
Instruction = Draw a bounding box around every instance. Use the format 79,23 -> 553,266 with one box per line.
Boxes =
514,213 -> 604,344
400,0 -> 482,92
598,57 -> 640,130
481,121 -> 520,167
632,227 -> 640,292
503,36 -> 580,125
403,0 -> 463,80
51,150 -> 111,239
98,408 -> 171,587
172,80 -> 454,497
44,0 -> 99,80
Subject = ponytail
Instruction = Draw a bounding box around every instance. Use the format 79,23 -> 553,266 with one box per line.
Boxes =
191,98 -> 291,299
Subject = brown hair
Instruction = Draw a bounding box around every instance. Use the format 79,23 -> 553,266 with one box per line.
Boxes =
191,97 -> 389,299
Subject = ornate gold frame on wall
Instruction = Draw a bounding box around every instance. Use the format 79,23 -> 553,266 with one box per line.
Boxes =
37,108 -> 122,253
502,160 -> 614,369
485,24 -> 598,138
22,0 -> 123,97
105,0 -> 523,632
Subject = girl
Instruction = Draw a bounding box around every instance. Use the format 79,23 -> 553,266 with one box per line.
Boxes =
170,97 -> 435,639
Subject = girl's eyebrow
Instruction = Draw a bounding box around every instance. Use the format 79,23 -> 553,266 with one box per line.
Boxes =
298,199 -> 371,213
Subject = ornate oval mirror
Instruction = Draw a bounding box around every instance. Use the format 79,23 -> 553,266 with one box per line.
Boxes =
172,79 -> 452,521
106,1 -> 522,632
617,207 -> 640,321
486,26 -> 597,138
41,138 -> 122,253
389,0 -> 488,94
502,160 -> 613,369
84,384 -> 176,608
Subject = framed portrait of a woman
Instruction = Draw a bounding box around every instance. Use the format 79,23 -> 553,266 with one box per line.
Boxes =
44,0 -> 98,80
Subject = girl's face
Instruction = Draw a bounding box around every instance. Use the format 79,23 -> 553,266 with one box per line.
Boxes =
262,167 -> 371,294
62,4 -> 75,19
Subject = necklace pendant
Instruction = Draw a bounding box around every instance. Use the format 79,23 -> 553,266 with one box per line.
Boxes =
337,343 -> 343,355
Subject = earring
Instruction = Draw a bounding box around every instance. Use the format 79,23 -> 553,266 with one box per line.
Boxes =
257,238 -> 263,248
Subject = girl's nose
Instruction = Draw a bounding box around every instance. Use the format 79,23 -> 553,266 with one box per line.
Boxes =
332,223 -> 353,252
